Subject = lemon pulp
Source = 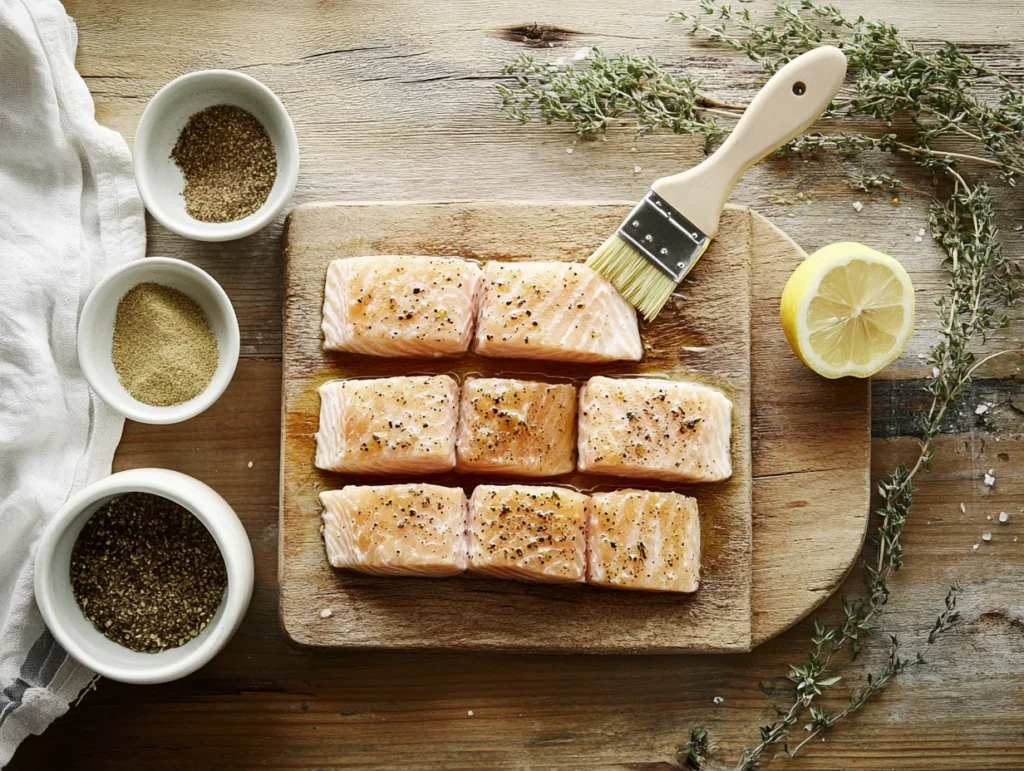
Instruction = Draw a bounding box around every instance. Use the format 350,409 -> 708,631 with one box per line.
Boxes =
781,242 -> 915,379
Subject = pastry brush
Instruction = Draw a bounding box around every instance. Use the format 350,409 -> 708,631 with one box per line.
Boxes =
586,45 -> 848,321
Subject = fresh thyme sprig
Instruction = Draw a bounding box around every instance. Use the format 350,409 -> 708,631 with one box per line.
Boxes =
498,50 -> 740,141
672,0 -> 1024,183
497,2 -> 1021,768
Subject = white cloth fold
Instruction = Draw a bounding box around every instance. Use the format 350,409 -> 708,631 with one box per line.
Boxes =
0,0 -> 144,764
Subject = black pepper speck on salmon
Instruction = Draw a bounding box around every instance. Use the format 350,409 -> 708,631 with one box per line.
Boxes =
467,485 -> 587,583
315,375 -> 459,474
455,378 -> 577,476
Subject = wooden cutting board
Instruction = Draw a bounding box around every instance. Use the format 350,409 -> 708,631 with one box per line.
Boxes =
279,201 -> 870,653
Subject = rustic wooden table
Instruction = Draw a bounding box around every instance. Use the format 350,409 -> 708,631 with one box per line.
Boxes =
13,1 -> 1024,769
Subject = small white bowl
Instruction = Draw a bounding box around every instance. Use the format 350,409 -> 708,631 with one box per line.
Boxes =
134,69 -> 299,241
78,257 -> 240,424
34,468 -> 254,685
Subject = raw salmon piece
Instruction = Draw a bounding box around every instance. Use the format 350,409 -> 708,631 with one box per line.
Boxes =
455,378 -> 577,477
472,261 -> 642,363
577,377 -> 732,483
587,489 -> 700,593
322,255 -> 483,358
319,484 -> 468,576
315,375 -> 458,474
467,485 -> 587,583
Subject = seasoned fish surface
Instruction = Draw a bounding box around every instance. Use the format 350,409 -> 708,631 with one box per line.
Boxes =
320,484 -> 468,576
315,375 -> 459,474
456,378 -> 577,477
468,485 -> 587,583
587,489 -> 700,593
322,255 -> 483,357
473,261 -> 642,363
578,377 -> 732,483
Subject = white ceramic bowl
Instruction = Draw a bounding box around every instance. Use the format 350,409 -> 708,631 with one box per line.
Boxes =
34,468 -> 254,685
134,69 -> 299,241
78,257 -> 240,424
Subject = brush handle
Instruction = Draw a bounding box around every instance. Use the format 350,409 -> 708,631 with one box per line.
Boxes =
651,45 -> 847,239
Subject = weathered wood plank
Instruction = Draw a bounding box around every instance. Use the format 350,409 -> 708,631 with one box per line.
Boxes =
9,362 -> 1024,770
280,202 -> 755,652
10,1 -> 1023,768
64,0 -> 1024,367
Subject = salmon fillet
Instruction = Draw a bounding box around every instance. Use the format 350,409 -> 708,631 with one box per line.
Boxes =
315,375 -> 459,474
467,485 -> 587,583
587,489 -> 700,592
472,261 -> 642,363
577,377 -> 732,483
320,484 -> 468,576
455,378 -> 577,477
322,255 -> 483,357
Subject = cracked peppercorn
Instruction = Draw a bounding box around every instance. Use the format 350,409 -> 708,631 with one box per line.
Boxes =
70,493 -> 227,653
171,104 -> 277,223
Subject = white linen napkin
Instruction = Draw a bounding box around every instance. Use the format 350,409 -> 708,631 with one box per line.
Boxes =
0,0 -> 144,764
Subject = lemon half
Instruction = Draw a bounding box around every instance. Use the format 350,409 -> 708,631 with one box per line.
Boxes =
780,242 -> 915,379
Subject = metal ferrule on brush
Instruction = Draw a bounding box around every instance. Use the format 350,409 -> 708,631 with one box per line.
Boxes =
616,192 -> 710,283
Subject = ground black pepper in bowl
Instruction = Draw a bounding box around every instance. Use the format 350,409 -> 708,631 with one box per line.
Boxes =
171,104 -> 277,223
70,492 -> 228,653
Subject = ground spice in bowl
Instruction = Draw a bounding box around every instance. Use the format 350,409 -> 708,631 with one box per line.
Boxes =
111,282 -> 219,406
171,104 -> 277,222
70,492 -> 228,653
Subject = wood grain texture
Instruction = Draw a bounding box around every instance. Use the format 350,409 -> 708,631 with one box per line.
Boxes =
279,201 -> 871,652
11,0 -> 1024,768
280,201 -> 755,653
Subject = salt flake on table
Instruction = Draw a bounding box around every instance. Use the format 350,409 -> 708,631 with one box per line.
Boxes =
975,404 -> 989,415
983,532 -> 992,542
467,710 -> 474,717
972,543 -> 979,550
633,165 -> 642,174
247,460 -> 254,468
573,46 -> 591,61
960,502 -> 966,514
713,696 -> 724,704
918,228 -> 926,236
852,201 -> 864,212
1000,512 -> 1009,523
319,608 -> 333,618
565,147 -> 573,154
913,235 -> 923,243
985,471 -> 996,487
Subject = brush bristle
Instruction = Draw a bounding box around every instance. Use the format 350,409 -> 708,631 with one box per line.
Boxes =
585,234 -> 678,321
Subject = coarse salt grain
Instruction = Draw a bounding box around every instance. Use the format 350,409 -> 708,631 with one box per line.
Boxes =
972,543 -> 979,550
574,46 -> 591,60
852,201 -> 864,212
467,710 -> 475,717
633,165 -> 642,174
320,608 -> 333,618
247,460 -> 254,468
932,367 -> 941,379
985,471 -> 996,486
565,147 -> 573,154
983,532 -> 992,541
975,404 -> 989,415
713,696 -> 724,704
960,503 -> 966,514
918,228 -> 926,236
1000,512 -> 1009,523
